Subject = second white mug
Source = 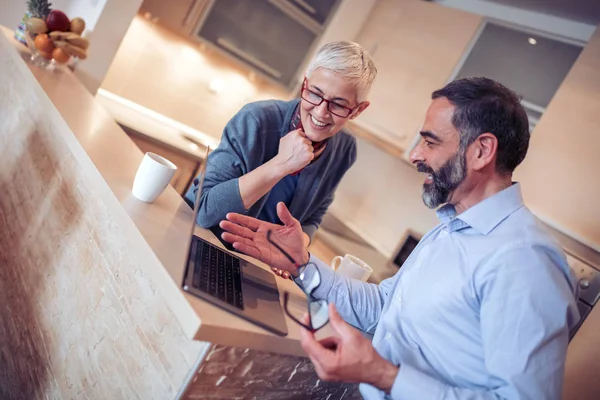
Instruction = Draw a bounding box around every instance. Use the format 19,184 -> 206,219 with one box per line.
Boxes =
330,254 -> 373,282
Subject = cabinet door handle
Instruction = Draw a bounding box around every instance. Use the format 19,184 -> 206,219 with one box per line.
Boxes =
216,38 -> 283,78
268,0 -> 321,34
184,0 -> 206,26
294,0 -> 316,15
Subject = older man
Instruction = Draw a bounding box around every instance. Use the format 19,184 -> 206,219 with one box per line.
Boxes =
218,77 -> 580,399
185,41 -> 377,266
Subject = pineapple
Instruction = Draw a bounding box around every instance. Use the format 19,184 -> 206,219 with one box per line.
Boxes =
27,0 -> 52,19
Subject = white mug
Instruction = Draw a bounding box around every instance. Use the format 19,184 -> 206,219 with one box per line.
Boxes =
330,254 -> 373,282
132,152 -> 177,203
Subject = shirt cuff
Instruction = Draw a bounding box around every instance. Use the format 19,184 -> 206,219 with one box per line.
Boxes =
391,364 -> 447,400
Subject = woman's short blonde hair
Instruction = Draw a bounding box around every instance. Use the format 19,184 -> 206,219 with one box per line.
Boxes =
305,41 -> 377,102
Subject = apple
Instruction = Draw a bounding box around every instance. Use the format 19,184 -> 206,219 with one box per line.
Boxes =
46,10 -> 71,32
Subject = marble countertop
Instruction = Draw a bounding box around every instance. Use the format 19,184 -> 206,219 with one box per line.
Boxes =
1,26 -> 320,357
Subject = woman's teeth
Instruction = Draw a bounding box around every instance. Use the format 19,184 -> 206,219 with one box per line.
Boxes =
311,114 -> 327,127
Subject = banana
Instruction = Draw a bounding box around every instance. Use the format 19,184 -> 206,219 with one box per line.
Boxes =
65,34 -> 89,49
54,40 -> 87,60
49,31 -> 71,40
49,31 -> 90,49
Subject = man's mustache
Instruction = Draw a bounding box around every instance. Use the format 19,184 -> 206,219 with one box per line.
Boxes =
416,162 -> 434,175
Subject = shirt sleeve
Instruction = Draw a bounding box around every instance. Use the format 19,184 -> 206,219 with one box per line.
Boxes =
300,254 -> 396,334
389,245 -> 578,400
184,106 -> 262,228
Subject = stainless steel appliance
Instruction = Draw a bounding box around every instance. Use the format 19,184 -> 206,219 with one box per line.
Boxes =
544,224 -> 600,338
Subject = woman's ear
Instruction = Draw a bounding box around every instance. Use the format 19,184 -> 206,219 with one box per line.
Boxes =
349,101 -> 370,120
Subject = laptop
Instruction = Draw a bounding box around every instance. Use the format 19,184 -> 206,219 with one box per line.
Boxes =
181,153 -> 288,336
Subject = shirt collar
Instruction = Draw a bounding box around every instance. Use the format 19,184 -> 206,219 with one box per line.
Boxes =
435,182 -> 525,235
289,103 -> 301,131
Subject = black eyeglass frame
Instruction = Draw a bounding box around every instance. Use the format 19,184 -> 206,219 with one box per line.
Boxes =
266,230 -> 329,332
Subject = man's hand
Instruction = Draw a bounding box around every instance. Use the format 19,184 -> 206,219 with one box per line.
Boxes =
273,129 -> 324,175
301,304 -> 399,393
219,202 -> 309,275
273,232 -> 311,279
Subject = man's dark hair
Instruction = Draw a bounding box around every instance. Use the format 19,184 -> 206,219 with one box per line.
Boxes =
432,77 -> 530,174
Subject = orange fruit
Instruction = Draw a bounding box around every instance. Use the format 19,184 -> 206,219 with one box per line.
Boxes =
52,48 -> 70,64
34,34 -> 54,53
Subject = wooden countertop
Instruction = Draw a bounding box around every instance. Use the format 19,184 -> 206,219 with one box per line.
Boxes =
2,26 -> 322,357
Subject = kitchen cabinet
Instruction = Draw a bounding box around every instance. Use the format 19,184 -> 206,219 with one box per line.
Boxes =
194,0 -> 339,88
290,0 -> 339,25
138,0 -> 210,37
353,0 -> 482,154
123,126 -> 202,195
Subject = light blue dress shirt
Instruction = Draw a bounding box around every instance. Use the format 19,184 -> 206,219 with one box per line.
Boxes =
304,183 -> 579,399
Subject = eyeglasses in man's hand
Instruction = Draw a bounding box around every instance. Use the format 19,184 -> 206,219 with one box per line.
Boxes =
267,230 -> 329,332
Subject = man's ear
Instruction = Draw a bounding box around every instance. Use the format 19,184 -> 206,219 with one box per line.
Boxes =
349,101 -> 370,120
471,133 -> 498,171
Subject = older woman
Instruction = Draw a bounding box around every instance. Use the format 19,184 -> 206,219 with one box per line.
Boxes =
185,41 -> 377,277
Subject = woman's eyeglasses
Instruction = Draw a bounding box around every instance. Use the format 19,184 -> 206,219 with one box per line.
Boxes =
267,231 -> 329,332
300,78 -> 357,118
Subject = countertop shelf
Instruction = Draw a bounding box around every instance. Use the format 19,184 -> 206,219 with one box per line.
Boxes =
96,89 -> 219,161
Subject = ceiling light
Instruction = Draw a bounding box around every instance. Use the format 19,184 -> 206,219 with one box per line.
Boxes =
208,78 -> 225,94
528,37 -> 537,45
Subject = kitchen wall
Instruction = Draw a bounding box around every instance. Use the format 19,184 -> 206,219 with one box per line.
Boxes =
515,26 -> 600,249
73,0 -> 143,93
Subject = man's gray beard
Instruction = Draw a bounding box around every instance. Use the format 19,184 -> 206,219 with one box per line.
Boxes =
421,150 -> 467,209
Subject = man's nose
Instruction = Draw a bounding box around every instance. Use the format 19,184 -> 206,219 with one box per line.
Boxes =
409,140 -> 425,165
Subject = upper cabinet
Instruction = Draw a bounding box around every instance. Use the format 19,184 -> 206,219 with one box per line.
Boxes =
452,22 -> 583,133
194,0 -> 338,88
137,0 -> 376,90
139,0 -> 211,37
353,0 -> 482,154
290,0 -> 339,25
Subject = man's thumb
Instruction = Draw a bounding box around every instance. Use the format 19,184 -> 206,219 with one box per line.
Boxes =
277,202 -> 297,227
328,303 -> 350,335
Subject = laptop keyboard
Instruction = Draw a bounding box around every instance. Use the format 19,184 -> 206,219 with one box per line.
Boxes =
192,237 -> 244,310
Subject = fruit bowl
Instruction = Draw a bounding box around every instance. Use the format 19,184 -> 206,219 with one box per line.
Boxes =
23,30 -> 56,69
19,8 -> 88,70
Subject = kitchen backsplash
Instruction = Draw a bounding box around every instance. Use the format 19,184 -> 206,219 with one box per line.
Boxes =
100,16 -> 291,140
